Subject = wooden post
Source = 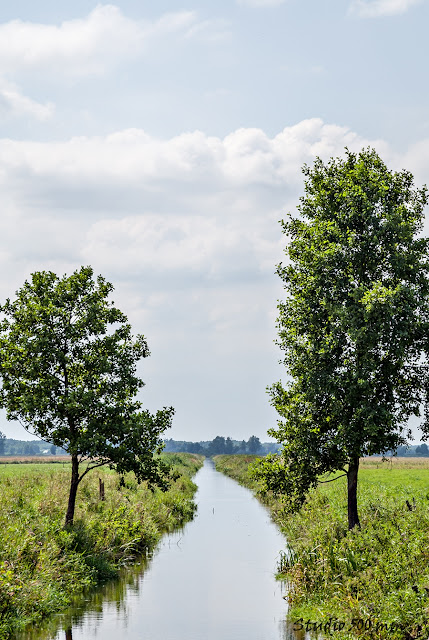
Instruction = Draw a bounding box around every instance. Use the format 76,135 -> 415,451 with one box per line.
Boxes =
99,478 -> 105,501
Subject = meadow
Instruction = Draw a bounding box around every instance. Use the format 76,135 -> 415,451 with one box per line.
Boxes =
214,455 -> 429,640
0,453 -> 204,638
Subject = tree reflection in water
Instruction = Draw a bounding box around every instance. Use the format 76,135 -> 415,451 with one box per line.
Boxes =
15,552 -> 153,640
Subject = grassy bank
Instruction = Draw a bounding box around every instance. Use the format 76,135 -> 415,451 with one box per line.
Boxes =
214,455 -> 429,639
214,454 -> 258,487
0,453 -> 204,638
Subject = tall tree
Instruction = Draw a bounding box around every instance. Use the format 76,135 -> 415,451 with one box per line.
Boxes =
247,435 -> 262,454
253,148 -> 429,529
225,437 -> 235,454
0,266 -> 174,525
0,431 -> 5,456
416,443 -> 429,456
208,436 -> 227,455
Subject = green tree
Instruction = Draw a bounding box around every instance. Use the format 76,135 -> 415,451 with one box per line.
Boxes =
23,442 -> 38,456
416,443 -> 429,456
239,439 -> 247,454
0,430 -> 5,456
247,435 -> 262,454
208,436 -> 227,455
0,267 -> 174,525
184,441 -> 204,454
253,148 -> 429,529
225,437 -> 235,454
396,445 -> 409,456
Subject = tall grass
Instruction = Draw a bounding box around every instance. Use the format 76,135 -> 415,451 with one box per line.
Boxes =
214,455 -> 429,639
0,453 -> 203,638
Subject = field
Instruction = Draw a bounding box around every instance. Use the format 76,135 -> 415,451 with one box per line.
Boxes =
214,455 -> 429,640
0,456 -> 71,464
0,453 -> 204,638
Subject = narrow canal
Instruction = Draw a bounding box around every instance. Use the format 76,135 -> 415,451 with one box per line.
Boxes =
22,459 -> 300,640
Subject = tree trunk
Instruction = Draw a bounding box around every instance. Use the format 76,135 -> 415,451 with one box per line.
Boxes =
347,456 -> 360,530
65,454 -> 80,526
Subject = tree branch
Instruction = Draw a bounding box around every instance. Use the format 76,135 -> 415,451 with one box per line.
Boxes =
318,473 -> 347,484
79,459 -> 111,481
16,418 -> 53,444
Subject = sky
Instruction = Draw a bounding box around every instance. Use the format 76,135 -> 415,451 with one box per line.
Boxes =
0,0 -> 429,443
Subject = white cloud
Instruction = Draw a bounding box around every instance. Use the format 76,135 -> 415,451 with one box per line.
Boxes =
183,18 -> 231,42
0,118 -> 387,301
0,118 -> 422,301
0,79 -> 54,120
237,0 -> 286,6
0,5 -> 207,77
81,213 -> 282,285
0,5 -> 227,132
0,119 -> 387,305
349,0 -> 423,17
0,119 -> 391,311
0,119 -> 377,200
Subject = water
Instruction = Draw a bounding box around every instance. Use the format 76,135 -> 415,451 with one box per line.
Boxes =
21,459 -> 302,640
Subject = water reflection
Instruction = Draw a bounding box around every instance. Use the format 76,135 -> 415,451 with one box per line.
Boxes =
20,459 -> 306,640
60,620 -> 305,640
16,554 -> 155,640
58,618 -> 306,640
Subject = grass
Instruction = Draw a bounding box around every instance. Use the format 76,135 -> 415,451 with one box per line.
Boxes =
0,453 -> 204,638
214,455 -> 429,640
213,455 -> 259,487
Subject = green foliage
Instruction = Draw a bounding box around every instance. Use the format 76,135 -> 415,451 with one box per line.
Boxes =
255,148 -> 429,526
0,453 -> 203,638
0,266 -> 174,523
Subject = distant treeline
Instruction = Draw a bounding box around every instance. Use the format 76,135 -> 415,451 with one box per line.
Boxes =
163,436 -> 281,456
369,445 -> 429,457
0,435 -> 427,457
0,435 -> 277,457
397,444 -> 429,456
0,437 -> 67,457
164,437 -> 429,457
